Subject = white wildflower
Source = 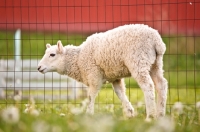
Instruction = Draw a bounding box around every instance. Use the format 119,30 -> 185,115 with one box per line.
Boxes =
32,120 -> 49,132
1,106 -> 20,124
50,125 -> 62,132
70,99 -> 89,115
13,90 -> 22,102
147,116 -> 175,132
172,102 -> 184,114
48,99 -> 52,103
24,97 -> 39,116
81,115 -> 114,132
30,96 -> 35,105
24,108 -> 29,114
24,104 -> 31,113
70,107 -> 83,115
13,95 -> 22,102
81,98 -> 89,110
105,104 -> 114,113
196,101 -> 200,109
59,113 -> 66,117
0,89 -> 5,99
30,109 -> 40,116
190,2 -> 192,5
196,101 -> 200,124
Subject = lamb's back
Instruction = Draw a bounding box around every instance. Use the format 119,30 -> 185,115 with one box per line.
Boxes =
78,24 -> 161,80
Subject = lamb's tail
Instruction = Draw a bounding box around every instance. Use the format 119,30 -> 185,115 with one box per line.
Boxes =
151,41 -> 168,118
154,39 -> 166,72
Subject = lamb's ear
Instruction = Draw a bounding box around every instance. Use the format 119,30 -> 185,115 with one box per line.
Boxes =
57,40 -> 64,53
46,44 -> 51,48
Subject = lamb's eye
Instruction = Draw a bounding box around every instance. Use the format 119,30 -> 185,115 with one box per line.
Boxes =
50,53 -> 55,57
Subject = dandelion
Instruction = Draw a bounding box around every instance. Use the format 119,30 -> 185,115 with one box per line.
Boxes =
24,97 -> 40,116
0,89 -> 5,99
196,101 -> 200,124
172,102 -> 184,115
147,116 -> 175,132
30,96 -> 35,105
81,98 -> 89,110
30,109 -> 40,116
59,113 -> 66,117
70,107 -> 83,115
13,90 -> 22,102
105,104 -> 114,114
1,106 -> 20,124
32,120 -> 49,132
81,115 -> 114,132
196,101 -> 200,109
51,125 -> 62,132
172,102 -> 184,122
24,104 -> 30,113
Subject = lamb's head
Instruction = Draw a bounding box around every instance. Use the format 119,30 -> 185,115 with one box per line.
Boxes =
38,40 -> 65,74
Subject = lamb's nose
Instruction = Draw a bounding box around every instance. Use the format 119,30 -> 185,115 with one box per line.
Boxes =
38,66 -> 41,71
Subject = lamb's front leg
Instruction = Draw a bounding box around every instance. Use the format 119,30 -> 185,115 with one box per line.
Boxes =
112,79 -> 134,118
86,87 -> 100,115
85,67 -> 103,115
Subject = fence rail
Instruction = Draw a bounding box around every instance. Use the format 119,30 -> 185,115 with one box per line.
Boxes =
0,59 -> 87,100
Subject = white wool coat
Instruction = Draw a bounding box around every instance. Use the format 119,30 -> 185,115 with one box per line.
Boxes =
58,24 -> 166,86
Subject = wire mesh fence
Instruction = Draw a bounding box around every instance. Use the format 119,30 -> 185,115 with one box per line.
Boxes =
0,0 -> 200,113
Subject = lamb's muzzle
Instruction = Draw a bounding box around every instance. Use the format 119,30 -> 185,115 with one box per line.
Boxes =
37,66 -> 41,71
37,65 -> 46,73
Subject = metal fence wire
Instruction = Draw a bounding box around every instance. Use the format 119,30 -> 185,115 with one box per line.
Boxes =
0,0 -> 199,113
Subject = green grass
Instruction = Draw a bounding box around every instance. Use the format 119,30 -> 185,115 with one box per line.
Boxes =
0,30 -> 88,59
0,88 -> 200,132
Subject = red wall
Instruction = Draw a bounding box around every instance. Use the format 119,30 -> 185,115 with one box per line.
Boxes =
0,0 -> 199,35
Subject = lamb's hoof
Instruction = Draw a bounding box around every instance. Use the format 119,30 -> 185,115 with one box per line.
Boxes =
123,108 -> 135,118
122,102 -> 135,118
145,114 -> 157,122
157,112 -> 165,118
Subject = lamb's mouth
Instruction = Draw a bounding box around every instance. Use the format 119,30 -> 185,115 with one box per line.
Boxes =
39,68 -> 46,73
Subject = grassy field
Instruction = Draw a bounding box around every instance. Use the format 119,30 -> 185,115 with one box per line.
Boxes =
0,88 -> 200,132
0,30 -> 200,131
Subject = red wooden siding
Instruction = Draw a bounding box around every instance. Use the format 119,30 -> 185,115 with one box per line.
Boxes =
0,0 -> 199,35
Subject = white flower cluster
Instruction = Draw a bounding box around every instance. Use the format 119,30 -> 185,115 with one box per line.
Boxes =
1,106 -> 20,124
147,116 -> 175,132
69,98 -> 90,115
24,97 -> 40,116
196,101 -> 200,110
172,102 -> 184,115
32,120 -> 62,132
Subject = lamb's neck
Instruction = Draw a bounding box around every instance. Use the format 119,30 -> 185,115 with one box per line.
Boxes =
59,47 -> 82,82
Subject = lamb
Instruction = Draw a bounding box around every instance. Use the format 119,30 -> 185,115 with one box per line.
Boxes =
38,24 -> 168,120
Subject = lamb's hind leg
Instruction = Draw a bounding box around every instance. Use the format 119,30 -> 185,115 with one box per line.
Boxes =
150,55 -> 168,117
112,79 -> 134,118
134,72 -> 157,120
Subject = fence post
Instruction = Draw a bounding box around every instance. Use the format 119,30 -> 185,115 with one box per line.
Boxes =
15,29 -> 21,61
14,29 -> 21,85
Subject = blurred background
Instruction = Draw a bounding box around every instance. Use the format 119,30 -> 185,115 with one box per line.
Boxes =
0,0 -> 200,111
